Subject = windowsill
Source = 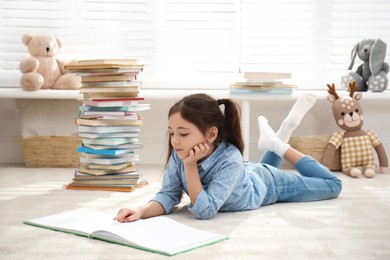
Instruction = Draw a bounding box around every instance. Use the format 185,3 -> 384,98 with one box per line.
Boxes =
1,87 -> 390,101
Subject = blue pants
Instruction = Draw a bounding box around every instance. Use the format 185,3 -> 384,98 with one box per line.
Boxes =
258,152 -> 342,205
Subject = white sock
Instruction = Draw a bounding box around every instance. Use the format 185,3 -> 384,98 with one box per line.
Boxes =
276,93 -> 317,142
258,116 -> 290,157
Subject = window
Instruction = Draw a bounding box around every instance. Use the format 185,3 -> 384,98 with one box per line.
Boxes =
1,0 -> 389,89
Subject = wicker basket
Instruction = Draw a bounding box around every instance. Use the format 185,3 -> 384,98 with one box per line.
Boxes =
20,136 -> 81,168
288,135 -> 341,171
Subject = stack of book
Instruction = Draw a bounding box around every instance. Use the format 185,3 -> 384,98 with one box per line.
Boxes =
230,72 -> 296,94
64,59 -> 150,192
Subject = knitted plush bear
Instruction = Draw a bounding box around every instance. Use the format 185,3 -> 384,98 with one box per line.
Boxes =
19,34 -> 80,91
322,81 -> 388,178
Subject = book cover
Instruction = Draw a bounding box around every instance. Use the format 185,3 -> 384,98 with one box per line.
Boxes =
75,118 -> 143,127
77,165 -> 137,176
81,76 -> 139,83
80,104 -> 150,111
81,137 -> 139,146
81,80 -> 140,87
69,68 -> 143,75
82,92 -> 140,98
77,146 -> 136,156
24,210 -> 228,256
79,86 -> 140,94
82,143 -> 144,150
78,132 -> 139,139
78,125 -> 141,134
240,72 -> 292,79
64,182 -> 147,192
79,156 -> 139,165
83,162 -> 136,172
74,170 -> 139,179
65,64 -> 144,71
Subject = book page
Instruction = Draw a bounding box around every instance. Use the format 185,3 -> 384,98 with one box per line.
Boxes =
25,209 -> 114,236
92,216 -> 227,255
25,210 -> 228,256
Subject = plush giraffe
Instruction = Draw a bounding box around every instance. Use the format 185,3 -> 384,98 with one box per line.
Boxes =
322,81 -> 388,178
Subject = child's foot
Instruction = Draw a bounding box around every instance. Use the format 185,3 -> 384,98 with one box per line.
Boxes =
258,116 -> 290,157
276,93 -> 317,142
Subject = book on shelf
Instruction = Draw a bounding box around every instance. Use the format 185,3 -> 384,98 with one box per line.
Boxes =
240,72 -> 292,80
69,68 -> 143,76
229,88 -> 294,94
230,82 -> 297,89
76,118 -> 143,127
77,58 -> 137,65
24,210 -> 228,256
65,63 -> 144,71
231,70 -> 296,94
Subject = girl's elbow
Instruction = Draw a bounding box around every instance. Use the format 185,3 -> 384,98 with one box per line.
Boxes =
194,210 -> 217,220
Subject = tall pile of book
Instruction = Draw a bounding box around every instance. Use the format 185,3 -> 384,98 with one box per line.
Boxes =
65,59 -> 150,192
230,72 -> 296,94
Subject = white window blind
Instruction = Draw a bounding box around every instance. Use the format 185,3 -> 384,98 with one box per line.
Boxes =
1,0 -> 390,89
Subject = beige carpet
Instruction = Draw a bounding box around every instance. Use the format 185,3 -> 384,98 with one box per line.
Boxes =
0,164 -> 389,260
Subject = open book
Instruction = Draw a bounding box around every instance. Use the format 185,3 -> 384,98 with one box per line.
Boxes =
24,209 -> 228,256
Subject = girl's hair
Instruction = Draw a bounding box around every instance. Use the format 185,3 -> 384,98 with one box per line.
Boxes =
166,93 -> 244,165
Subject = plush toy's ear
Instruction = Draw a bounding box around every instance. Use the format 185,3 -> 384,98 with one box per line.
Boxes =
370,39 -> 386,75
21,34 -> 33,47
327,83 -> 338,103
56,37 -> 63,49
347,42 -> 359,70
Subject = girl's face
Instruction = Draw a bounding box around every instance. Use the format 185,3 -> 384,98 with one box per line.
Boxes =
168,112 -> 212,160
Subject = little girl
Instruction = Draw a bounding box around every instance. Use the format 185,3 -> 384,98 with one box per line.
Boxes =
114,93 -> 342,221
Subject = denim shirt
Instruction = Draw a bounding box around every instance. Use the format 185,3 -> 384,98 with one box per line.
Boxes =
152,142 -> 267,219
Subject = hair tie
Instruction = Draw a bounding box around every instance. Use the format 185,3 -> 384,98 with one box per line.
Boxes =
217,99 -> 223,105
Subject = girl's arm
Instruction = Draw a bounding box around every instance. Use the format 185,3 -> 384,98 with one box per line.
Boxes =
114,201 -> 165,222
183,143 -> 210,205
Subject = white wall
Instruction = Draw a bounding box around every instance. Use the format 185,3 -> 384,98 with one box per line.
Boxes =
0,95 -> 389,166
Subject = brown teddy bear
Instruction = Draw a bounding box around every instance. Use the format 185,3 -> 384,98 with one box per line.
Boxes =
322,81 -> 388,178
19,34 -> 81,91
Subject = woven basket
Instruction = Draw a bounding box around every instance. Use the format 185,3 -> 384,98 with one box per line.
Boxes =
288,135 -> 341,171
20,136 -> 81,168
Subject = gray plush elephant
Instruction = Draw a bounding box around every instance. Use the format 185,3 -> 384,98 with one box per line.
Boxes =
341,39 -> 389,92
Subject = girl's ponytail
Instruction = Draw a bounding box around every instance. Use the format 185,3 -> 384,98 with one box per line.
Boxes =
218,99 -> 244,155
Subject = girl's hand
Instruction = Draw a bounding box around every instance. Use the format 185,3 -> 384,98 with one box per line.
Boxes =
113,208 -> 141,222
183,143 -> 210,165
